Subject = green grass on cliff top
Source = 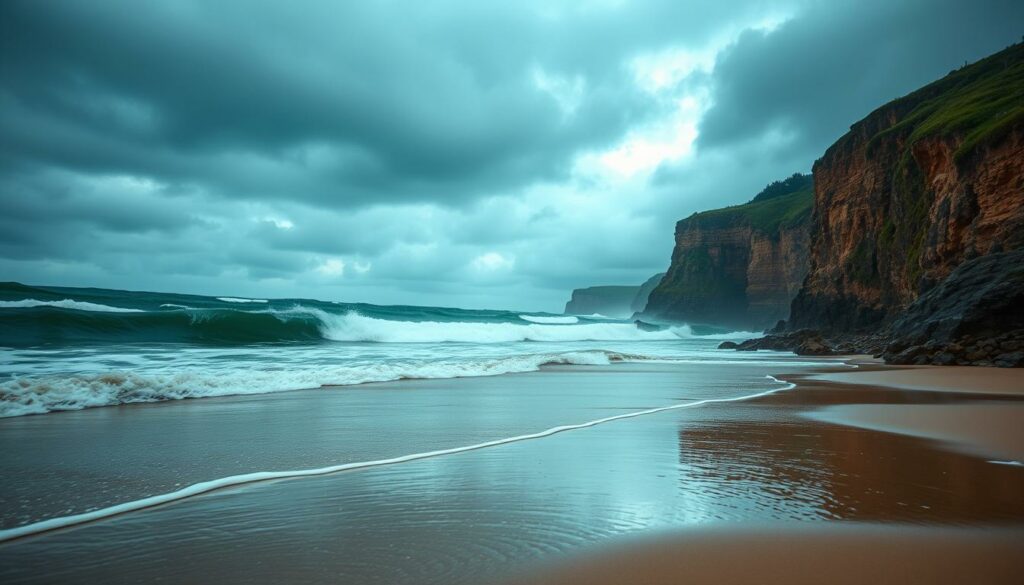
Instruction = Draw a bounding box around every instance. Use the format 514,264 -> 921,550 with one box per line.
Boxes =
869,43 -> 1024,162
687,187 -> 813,234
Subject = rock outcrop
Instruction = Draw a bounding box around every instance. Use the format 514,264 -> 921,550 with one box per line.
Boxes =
630,273 -> 665,314
563,285 -> 640,318
881,249 -> 1024,366
564,273 -> 665,318
644,174 -> 813,331
788,43 -> 1024,334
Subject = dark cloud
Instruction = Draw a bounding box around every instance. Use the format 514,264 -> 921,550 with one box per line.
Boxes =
1,0 -> 1020,310
697,0 -> 1024,156
1,0 -> 776,207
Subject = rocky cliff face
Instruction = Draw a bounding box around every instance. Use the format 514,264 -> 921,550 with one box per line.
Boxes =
630,273 -> 665,314
645,180 -> 812,331
788,43 -> 1024,333
563,285 -> 640,318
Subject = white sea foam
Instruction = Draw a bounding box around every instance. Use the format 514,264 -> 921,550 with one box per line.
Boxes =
686,329 -> 762,340
159,303 -> 193,309
0,350 -> 633,418
216,297 -> 268,303
0,375 -> 795,543
0,299 -> 143,313
519,314 -> 579,324
313,310 -> 729,343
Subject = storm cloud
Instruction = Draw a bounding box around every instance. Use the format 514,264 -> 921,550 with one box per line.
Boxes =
1,0 -> 1020,310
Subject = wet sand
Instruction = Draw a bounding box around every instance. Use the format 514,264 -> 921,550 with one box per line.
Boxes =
2,360 -> 1023,584
812,365 -> 1024,395
507,363 -> 1024,585
504,525 -> 1024,585
806,363 -> 1024,462
808,403 -> 1024,462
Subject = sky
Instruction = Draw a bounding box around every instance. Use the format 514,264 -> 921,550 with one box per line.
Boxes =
2,0 -> 1021,312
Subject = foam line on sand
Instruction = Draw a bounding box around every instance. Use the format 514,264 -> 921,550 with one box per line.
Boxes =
0,376 -> 794,543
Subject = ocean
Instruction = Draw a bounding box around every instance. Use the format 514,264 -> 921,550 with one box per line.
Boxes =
5,283 -> 1024,584
0,281 -> 782,418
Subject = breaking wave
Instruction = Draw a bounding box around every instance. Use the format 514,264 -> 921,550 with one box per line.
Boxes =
0,299 -> 143,313
216,297 -> 268,304
518,314 -> 579,324
317,311 -> 693,343
0,303 -> 735,346
0,349 -> 643,417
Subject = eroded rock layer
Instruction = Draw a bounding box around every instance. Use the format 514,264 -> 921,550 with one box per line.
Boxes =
789,43 -> 1024,333
645,178 -> 812,331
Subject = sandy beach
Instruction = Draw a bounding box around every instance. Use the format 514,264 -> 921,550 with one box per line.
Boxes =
2,358 -> 1023,584
503,524 -> 1024,585
505,361 -> 1024,585
811,366 -> 1024,396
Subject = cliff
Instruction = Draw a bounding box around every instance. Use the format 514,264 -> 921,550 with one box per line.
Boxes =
630,273 -> 665,314
788,43 -> 1024,333
563,285 -> 640,318
644,174 -> 813,330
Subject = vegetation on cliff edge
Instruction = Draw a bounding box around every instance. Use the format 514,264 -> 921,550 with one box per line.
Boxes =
867,42 -> 1024,163
684,186 -> 813,236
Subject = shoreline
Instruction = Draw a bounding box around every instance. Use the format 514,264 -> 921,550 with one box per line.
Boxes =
507,358 -> 1024,584
4,356 -> 1024,584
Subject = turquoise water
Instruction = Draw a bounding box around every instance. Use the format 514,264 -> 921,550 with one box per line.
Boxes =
0,282 -> 783,417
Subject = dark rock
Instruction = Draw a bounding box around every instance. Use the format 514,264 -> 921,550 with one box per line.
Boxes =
879,251 -> 1024,367
729,329 -> 824,352
993,352 -> 1024,368
887,250 -> 1024,347
717,341 -> 739,350
795,337 -> 834,356
888,345 -> 925,365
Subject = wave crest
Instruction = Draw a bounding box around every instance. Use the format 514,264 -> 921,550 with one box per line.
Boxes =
216,297 -> 268,304
0,299 -> 143,313
0,301 -> 753,347
519,314 -> 579,324
318,311 -> 686,343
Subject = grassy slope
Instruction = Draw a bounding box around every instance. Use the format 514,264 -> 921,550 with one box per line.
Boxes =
868,42 -> 1024,162
684,187 -> 813,235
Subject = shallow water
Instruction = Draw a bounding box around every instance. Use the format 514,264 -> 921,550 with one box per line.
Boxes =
0,361 -> 809,529
2,364 -> 1024,584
